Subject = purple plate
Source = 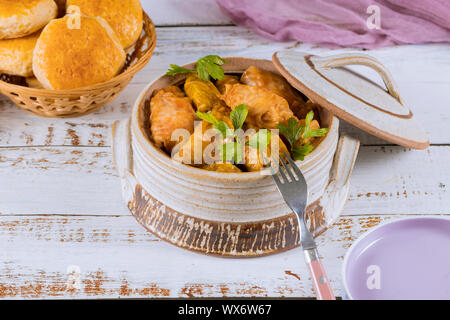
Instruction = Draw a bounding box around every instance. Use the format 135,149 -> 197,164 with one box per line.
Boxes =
342,217 -> 450,300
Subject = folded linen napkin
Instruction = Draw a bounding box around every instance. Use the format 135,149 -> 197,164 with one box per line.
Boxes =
216,0 -> 450,48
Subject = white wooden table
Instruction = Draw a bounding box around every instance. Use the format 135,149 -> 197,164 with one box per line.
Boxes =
0,0 -> 449,299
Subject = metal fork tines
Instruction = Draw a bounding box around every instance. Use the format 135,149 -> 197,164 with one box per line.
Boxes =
269,153 -> 316,250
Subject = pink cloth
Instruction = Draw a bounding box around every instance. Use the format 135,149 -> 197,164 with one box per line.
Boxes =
216,0 -> 450,48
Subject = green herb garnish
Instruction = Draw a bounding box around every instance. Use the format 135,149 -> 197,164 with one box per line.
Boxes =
278,117 -> 303,149
196,55 -> 227,81
301,111 -> 328,142
292,143 -> 314,161
196,104 -> 270,164
230,104 -> 248,130
166,55 -> 227,82
166,64 -> 196,76
195,111 -> 232,138
213,121 -> 233,139
278,111 -> 328,161
196,103 -> 250,139
196,111 -> 219,126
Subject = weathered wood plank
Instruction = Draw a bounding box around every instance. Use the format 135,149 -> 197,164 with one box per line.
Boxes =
0,146 -> 448,216
345,146 -> 449,215
0,28 -> 448,147
0,147 -> 127,215
142,0 -> 232,26
1,213 -> 446,299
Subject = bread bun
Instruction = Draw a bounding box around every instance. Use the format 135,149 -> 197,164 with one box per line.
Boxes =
67,0 -> 143,50
0,0 -> 57,39
0,31 -> 40,77
33,15 -> 126,90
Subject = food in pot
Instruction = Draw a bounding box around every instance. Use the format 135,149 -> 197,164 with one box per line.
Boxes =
216,74 -> 239,93
176,119 -> 214,166
184,74 -> 221,112
150,86 -> 195,153
148,55 -> 329,172
241,65 -> 305,108
203,163 -> 241,173
221,83 -> 295,129
175,102 -> 233,166
292,99 -> 321,124
243,133 -> 289,172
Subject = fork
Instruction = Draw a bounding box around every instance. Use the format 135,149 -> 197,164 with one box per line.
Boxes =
269,153 -> 336,300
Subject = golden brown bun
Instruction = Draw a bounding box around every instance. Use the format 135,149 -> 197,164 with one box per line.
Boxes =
33,15 -> 126,90
0,31 -> 40,77
0,0 -> 57,39
67,0 -> 143,49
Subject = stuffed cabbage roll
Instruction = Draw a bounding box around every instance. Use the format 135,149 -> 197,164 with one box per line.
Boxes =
221,83 -> 296,129
292,100 -> 321,123
177,103 -> 233,165
216,74 -> 239,94
211,101 -> 233,128
244,135 -> 289,172
176,120 -> 211,166
203,163 -> 241,173
244,145 -> 265,172
184,74 -> 221,112
241,66 -> 305,109
150,86 -> 195,153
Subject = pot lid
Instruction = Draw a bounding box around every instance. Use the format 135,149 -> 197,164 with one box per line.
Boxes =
272,51 -> 429,149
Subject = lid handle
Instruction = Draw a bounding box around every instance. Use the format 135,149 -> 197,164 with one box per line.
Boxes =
311,53 -> 403,105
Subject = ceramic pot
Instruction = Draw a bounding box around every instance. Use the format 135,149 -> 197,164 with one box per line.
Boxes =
112,57 -> 360,257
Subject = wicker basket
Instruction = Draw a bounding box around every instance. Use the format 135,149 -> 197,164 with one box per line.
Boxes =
0,11 -> 156,118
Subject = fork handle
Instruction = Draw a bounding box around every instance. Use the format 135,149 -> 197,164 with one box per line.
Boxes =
304,248 -> 336,300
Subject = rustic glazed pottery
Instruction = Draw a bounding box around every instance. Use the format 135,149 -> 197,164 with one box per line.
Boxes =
112,57 -> 360,257
272,52 -> 429,149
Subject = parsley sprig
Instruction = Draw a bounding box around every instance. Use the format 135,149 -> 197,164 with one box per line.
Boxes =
166,65 -> 195,77
196,104 -> 270,164
278,111 -> 328,161
196,111 -> 232,139
166,55 -> 227,82
230,104 -> 248,130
